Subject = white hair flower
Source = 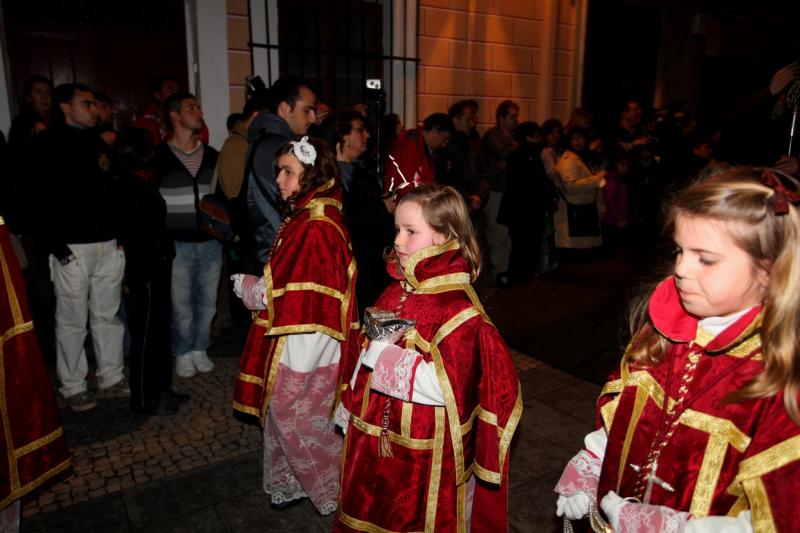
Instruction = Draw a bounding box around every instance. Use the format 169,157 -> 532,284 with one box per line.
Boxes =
289,136 -> 317,165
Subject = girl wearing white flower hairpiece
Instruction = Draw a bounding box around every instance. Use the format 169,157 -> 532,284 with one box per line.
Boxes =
230,135 -> 360,516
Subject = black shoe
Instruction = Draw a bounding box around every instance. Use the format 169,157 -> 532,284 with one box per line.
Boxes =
168,391 -> 190,404
152,396 -> 179,416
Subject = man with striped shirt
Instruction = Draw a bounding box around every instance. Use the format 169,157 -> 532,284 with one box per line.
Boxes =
153,92 -> 220,379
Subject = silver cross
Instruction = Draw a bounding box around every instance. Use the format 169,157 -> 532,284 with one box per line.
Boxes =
630,461 -> 675,504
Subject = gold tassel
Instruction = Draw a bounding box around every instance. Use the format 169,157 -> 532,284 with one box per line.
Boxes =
379,432 -> 393,458
379,398 -> 393,458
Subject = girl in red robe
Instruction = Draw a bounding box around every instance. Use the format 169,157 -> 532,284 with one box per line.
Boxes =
555,168 -> 800,532
334,184 -> 522,532
231,136 -> 359,515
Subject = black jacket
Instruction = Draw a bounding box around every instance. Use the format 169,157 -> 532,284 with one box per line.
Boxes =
30,125 -> 117,260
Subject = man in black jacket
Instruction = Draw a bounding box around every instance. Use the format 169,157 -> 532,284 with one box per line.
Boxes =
241,76 -> 317,268
32,83 -> 127,411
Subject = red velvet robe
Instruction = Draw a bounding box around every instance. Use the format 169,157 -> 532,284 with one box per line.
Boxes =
0,219 -> 70,509
597,278 -> 800,532
334,242 -> 522,533
232,179 -> 360,423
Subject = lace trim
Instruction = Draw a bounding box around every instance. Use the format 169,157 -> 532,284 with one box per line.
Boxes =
555,450 -> 602,496
618,503 -> 690,533
372,348 -> 420,401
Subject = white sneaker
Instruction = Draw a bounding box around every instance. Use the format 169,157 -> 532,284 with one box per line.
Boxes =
192,350 -> 215,373
176,353 -> 197,378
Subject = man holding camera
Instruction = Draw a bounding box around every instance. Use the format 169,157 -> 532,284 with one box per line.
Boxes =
240,76 -> 317,268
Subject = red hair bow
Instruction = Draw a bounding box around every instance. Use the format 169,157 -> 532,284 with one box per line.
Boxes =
761,170 -> 800,215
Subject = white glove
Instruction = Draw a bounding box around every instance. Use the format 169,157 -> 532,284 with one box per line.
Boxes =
361,340 -> 390,369
230,274 -> 267,310
556,493 -> 592,521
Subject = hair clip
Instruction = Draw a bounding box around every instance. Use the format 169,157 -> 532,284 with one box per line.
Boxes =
289,136 -> 317,165
761,169 -> 800,215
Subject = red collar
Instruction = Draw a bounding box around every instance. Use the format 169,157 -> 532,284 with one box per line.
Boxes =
649,277 -> 763,352
386,241 -> 471,289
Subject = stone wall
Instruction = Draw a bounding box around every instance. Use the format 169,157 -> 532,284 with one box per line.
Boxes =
417,0 -> 584,131
227,0 -> 251,115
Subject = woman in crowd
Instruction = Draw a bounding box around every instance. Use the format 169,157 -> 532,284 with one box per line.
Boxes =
328,109 -> 394,311
554,127 -> 607,253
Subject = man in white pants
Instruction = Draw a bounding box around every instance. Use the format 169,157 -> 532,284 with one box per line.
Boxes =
31,83 -> 127,411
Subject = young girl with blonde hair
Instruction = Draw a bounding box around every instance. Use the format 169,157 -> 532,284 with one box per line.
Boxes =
555,167 -> 800,532
334,184 -> 522,532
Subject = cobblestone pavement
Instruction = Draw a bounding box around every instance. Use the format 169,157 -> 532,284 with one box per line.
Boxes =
23,343 -> 540,520
23,344 -> 262,518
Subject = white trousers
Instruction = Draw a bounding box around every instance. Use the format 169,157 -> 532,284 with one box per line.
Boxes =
50,240 -> 125,397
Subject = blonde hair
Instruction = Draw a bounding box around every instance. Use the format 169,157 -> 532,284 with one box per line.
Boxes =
398,185 -> 482,282
628,167 -> 800,424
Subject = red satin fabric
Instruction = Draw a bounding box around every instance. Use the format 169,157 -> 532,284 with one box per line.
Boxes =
335,245 -> 521,532
384,126 -> 436,195
0,222 -> 70,508
232,180 -> 359,422
597,278 -> 800,531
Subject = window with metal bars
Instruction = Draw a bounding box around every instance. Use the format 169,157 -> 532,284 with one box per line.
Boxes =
248,0 -> 418,121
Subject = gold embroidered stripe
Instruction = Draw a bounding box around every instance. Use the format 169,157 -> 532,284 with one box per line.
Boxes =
743,477 -> 776,533
736,434 -> 800,479
232,400 -> 261,418
237,372 -> 264,386
268,324 -> 345,341
401,402 -> 413,438
425,408 -> 446,532
272,282 -> 344,300
497,386 -> 523,478
600,378 -> 623,397
679,410 -> 750,451
0,458 -> 71,510
15,427 -> 64,458
404,240 -> 461,288
460,404 -> 499,435
416,273 -> 471,291
0,240 -> 23,326
600,396 -> 620,430
432,307 -> 480,346
430,343 -> 466,482
473,461 -> 502,485
1,321 -> 34,344
337,510 -> 424,533
349,414 -> 435,449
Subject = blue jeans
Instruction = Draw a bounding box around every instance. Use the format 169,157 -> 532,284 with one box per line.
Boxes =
171,240 -> 223,357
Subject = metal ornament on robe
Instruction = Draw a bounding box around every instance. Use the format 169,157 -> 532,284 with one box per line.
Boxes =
363,307 -> 416,342
362,307 -> 416,458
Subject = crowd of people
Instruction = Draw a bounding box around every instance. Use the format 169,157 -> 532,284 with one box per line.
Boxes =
1,63 -> 800,532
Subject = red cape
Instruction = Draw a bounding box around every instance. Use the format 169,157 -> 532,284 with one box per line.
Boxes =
233,179 -> 360,423
0,219 -> 70,508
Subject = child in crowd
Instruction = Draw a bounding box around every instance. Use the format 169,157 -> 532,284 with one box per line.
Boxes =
334,185 -> 521,532
555,168 -> 800,532
230,136 -> 359,516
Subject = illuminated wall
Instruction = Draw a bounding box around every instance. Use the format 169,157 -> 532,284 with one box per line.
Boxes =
417,0 -> 586,131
